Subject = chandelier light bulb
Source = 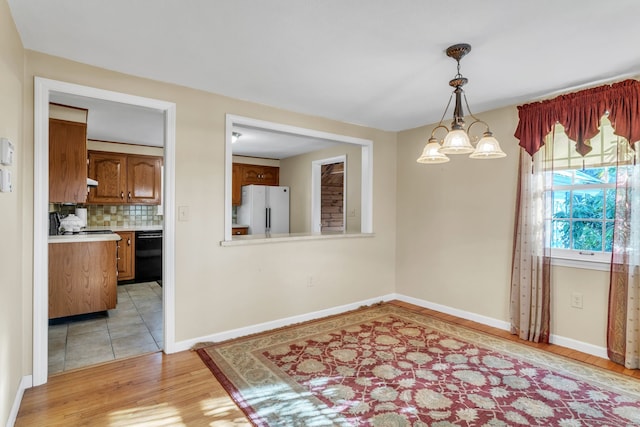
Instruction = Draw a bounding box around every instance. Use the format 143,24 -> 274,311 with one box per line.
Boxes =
417,138 -> 450,164
469,132 -> 507,159
440,129 -> 474,154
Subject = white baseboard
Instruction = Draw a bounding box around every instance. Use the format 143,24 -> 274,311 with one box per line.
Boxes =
550,334 -> 608,359
173,294 -> 397,352
6,375 -> 32,427
174,292 -> 608,360
392,293 -> 512,331
392,293 -> 608,359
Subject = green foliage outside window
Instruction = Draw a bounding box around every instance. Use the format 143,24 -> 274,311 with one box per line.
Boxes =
550,167 -> 616,253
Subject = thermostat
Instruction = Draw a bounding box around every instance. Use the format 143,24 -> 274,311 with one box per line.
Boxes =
0,138 -> 14,166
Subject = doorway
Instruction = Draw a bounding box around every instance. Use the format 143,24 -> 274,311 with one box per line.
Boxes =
320,162 -> 345,232
312,155 -> 347,233
33,78 -> 176,386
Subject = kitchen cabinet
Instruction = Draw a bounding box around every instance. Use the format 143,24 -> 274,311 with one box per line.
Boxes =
232,226 -> 248,235
232,163 -> 243,205
232,163 -> 279,206
241,164 -> 279,185
48,240 -> 118,319
49,118 -> 88,203
116,231 -> 135,281
88,151 -> 162,205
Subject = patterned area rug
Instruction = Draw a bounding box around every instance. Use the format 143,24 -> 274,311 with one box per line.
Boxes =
196,304 -> 640,426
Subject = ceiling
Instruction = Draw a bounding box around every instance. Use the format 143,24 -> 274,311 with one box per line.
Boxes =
10,1 -> 640,135
50,92 -> 165,147
232,125 -> 340,159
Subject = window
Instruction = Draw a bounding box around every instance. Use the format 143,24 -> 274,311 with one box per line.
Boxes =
545,117 -> 634,263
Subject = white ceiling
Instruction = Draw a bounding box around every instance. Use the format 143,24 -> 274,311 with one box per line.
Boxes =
50,92 -> 165,147
232,125 -> 340,159
10,0 -> 640,135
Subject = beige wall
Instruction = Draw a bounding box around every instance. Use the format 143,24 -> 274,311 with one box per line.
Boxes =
232,155 -> 280,167
395,106 -> 610,349
0,0 -> 24,423
87,140 -> 164,157
280,144 -> 362,233
21,50 -> 397,358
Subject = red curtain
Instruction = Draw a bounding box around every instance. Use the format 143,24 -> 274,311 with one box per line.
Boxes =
515,79 -> 640,157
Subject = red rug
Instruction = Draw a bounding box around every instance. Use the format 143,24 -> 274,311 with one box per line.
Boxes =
196,304 -> 640,426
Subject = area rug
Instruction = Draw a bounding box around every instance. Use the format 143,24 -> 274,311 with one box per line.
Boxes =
196,304 -> 640,426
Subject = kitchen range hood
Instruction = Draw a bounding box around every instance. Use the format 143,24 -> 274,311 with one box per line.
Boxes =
87,177 -> 98,187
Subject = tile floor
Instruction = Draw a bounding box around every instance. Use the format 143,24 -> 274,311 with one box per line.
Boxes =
48,281 -> 163,374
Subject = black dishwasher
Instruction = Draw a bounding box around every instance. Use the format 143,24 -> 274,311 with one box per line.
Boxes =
135,230 -> 163,282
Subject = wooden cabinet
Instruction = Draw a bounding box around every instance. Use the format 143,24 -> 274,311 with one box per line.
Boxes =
48,240 -> 118,319
88,151 -> 162,205
232,163 -> 279,206
232,163 -> 243,206
240,164 -> 279,185
87,151 -> 126,204
232,226 -> 248,236
49,118 -> 88,203
116,231 -> 135,281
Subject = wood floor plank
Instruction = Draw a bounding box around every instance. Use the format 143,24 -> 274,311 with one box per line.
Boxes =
16,300 -> 639,425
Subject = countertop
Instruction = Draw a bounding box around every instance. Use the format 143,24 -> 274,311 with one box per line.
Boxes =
48,233 -> 122,244
48,225 -> 162,243
232,224 -> 249,228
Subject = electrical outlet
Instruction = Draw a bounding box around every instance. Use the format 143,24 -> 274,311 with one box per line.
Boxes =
571,292 -> 583,309
307,275 -> 314,287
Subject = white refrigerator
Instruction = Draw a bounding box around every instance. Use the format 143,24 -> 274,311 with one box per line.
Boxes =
237,185 -> 290,234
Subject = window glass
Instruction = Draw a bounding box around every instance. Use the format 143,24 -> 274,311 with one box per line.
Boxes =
544,116 -> 627,258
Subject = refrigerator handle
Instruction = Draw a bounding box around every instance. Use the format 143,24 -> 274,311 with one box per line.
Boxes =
268,207 -> 271,230
265,208 -> 269,231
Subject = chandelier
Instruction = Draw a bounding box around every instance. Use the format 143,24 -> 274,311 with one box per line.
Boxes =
417,43 -> 506,164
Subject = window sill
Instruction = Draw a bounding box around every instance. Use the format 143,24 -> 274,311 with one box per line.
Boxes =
220,231 -> 375,246
551,256 -> 610,272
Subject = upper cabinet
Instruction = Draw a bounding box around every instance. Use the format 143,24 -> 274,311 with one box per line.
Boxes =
232,163 -> 279,206
49,118 -> 88,203
88,151 -> 162,205
240,164 -> 279,186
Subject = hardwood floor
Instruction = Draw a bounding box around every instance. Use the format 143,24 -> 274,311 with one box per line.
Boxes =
16,300 -> 640,426
16,351 -> 250,426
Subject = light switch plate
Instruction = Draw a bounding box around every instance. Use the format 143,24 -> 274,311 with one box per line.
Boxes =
0,138 -> 14,166
0,168 -> 12,192
178,206 -> 189,221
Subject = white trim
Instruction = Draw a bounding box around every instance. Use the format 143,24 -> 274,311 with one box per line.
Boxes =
224,114 -> 373,242
549,334 -> 608,359
551,256 -> 610,272
393,293 -> 609,359
311,155 -> 347,233
220,231 -> 374,246
33,77 -> 177,385
176,292 -> 608,361
6,375 -> 32,427
394,294 -> 511,331
172,294 -> 397,352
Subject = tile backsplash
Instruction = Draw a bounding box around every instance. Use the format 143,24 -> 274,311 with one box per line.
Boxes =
55,204 -> 163,228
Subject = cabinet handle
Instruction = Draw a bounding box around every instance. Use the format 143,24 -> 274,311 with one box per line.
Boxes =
128,191 -> 132,199
121,191 -> 124,199
127,238 -> 131,246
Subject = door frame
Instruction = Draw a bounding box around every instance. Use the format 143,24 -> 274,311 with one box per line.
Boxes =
33,77 -> 177,386
311,155 -> 347,233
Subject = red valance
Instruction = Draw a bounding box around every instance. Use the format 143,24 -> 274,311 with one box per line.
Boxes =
514,79 -> 640,157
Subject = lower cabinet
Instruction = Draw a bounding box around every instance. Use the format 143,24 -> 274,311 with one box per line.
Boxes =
232,226 -> 248,235
48,240 -> 118,319
116,231 -> 135,281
